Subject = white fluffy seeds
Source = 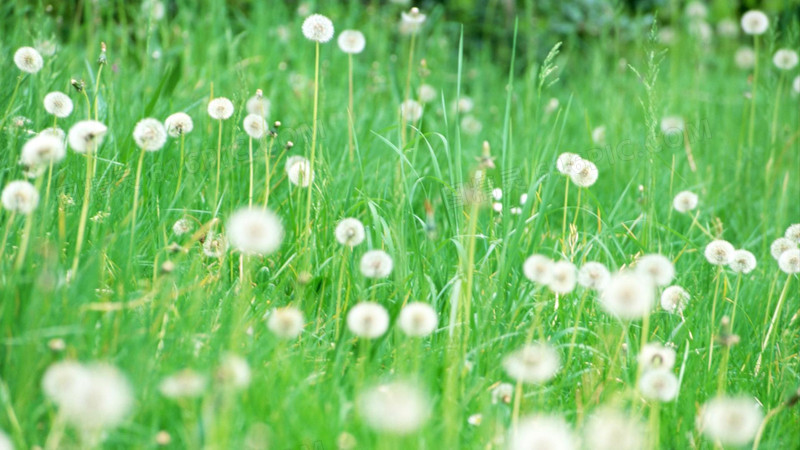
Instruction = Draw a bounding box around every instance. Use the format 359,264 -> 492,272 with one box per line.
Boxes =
226,207 -> 284,256
359,250 -> 393,279
347,302 -> 390,338
302,14 -> 335,43
43,91 -> 73,118
133,118 -> 167,152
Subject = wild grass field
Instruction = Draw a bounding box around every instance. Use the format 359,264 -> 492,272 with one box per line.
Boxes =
0,0 -> 799,449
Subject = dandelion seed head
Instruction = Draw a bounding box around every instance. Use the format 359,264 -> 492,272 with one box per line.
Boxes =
793,76 -> 800,94
569,159 -> 598,187
400,99 -> 423,122
246,95 -> 271,118
202,231 -> 228,258
207,97 -> 234,120
398,302 -> 438,337
226,207 -> 284,256
491,382 -> 514,404
39,127 -> 66,143
357,381 -> 430,434
133,118 -> 167,152
42,361 -> 91,405
266,306 -> 305,339
399,7 -> 426,34
685,1 -> 707,19
673,190 -> 698,213
243,114 -> 267,139
660,285 -> 689,314
14,46 -> 44,73
716,18 -> 739,38
584,409 -> 646,450
20,134 -> 66,168
638,343 -> 676,370
359,249 -> 393,279
773,49 -> 799,70
740,10 -> 769,35
688,21 -> 713,43
778,248 -> 800,274
502,343 -> 560,384
769,237 -> 796,261
638,369 -> 678,402
599,272 -> 655,320
699,396 -> 763,446
347,302 -> 390,338
704,240 -> 735,265
338,29 -> 366,54
418,84 -> 437,103
285,156 -> 314,187
302,14 -> 334,43
523,254 -> 553,285
1,180 -> 39,214
508,415 -> 577,450
545,97 -> 560,114
734,46 -> 756,69
578,262 -> 611,291
0,430 -> 11,450
556,152 -> 583,175
729,249 -> 757,274
43,91 -> 74,118
216,354 -> 251,390
660,116 -> 684,134
457,97 -> 474,113
461,115 -> 483,135
335,217 -> 366,247
159,369 -> 207,399
548,261 -> 577,294
635,254 -> 675,287
67,120 -> 108,153
592,125 -> 606,145
785,224 -> 800,243
164,112 -> 193,137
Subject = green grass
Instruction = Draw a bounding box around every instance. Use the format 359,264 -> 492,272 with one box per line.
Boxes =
1,1 -> 798,448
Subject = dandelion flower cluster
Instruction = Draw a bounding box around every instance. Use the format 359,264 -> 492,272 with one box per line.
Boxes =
243,114 -> 267,139
285,156 -> 314,187
164,112 -> 193,137
2,181 -> 39,214
418,84 -> 437,103
347,302 -> 390,338
740,10 -> 769,35
217,354 -> 251,390
302,14 -> 334,43
729,249 -> 757,274
159,369 -> 207,399
226,207 -> 284,255
778,248 -> 800,274
400,7 -> 427,34
357,381 -> 430,434
638,343 -> 676,370
637,368 -> 678,402
635,254 -> 675,287
584,409 -> 646,450
246,95 -> 271,118
502,343 -> 561,384
14,46 -> 44,73
577,262 -> 611,291
397,302 -> 438,337
672,190 -> 698,213
202,231 -> 228,258
660,285 -> 689,314
399,99 -> 423,122
133,118 -> 168,151
769,237 -> 795,261
67,120 -> 108,153
704,240 -> 735,265
509,415 -> 576,450
334,217 -> 366,247
20,134 -> 66,168
359,249 -> 393,279
773,49 -> 799,71
266,306 -> 305,339
734,47 -> 756,69
548,261 -> 577,294
208,97 -> 234,120
599,272 -> 655,320
523,254 -> 553,284
337,30 -> 366,54
698,396 -> 763,446
43,91 -> 73,118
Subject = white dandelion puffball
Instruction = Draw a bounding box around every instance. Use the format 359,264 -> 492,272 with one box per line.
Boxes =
599,272 -> 655,320
635,254 -> 675,287
778,249 -> 800,274
699,396 -> 763,446
302,14 -> 334,43
556,152 -> 583,175
357,381 -> 430,435
584,409 -> 646,450
43,91 -> 73,118
347,302 -> 390,338
545,97 -> 560,114
14,46 -> 44,73
773,49 -> 799,71
570,160 -> 598,187
658,27 -> 676,45
418,84 -> 437,103
770,237 -> 796,260
638,343 -> 676,370
592,125 -> 606,145
335,217 -> 366,247
729,249 -> 757,274
660,116 -> 684,134
638,369 -> 678,402
226,207 -> 284,256
133,118 -> 167,152
20,134 -> 66,168
285,155 -> 314,187
159,369 -> 207,399
457,97 -> 475,113
548,261 -> 577,294
246,95 -> 271,118
460,115 -> 482,135
202,231 -> 228,258
338,29 -> 366,54
164,112 -> 194,137
704,240 -> 735,265
793,76 -> 800,94
785,224 -> 800,243
685,1 -> 707,20
740,10 -> 769,35
400,99 -> 423,122
398,302 -> 438,337
491,382 -> 514,404
67,120 -> 108,153
716,18 -> 739,38
2,181 -> 39,214
267,306 -> 305,339
217,354 -> 251,390
0,430 -> 11,450
660,285 -> 689,314
43,362 -> 133,434
523,254 -> 553,284
39,127 -> 66,142
578,262 -> 611,291
243,114 -> 267,139
360,249 -> 393,279
502,343 -> 561,384
208,97 -> 234,120
734,47 -> 756,70
400,7 -> 427,34
172,218 -> 192,236
673,190 -> 698,213
509,415 -> 577,450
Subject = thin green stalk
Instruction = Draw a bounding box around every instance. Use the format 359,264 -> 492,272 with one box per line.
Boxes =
347,53 -> 355,162
303,42 -> 321,267
214,119 -> 223,212
0,212 -> 17,262
248,137 -> 254,207
334,247 -> 350,340
175,133 -> 185,197
400,32 -> 417,147
263,134 -> 275,208
71,149 -> 95,276
129,148 -> 147,260
754,276 -> 793,376
0,76 -> 23,127
747,36 -> 759,149
707,266 -> 723,370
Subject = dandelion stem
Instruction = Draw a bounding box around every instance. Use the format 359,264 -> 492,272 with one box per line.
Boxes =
747,36 -> 759,149
754,275 -> 793,376
752,403 -> 786,450
214,119 -> 223,212
334,247 -> 350,341
93,63 -> 104,122
707,266 -> 723,371
71,148 -> 95,276
13,201 -> 37,271
129,148 -> 147,261
303,42 -> 321,269
561,176 -> 570,249
0,212 -> 17,262
347,53 -> 355,162
401,32 -> 416,147
175,133 -> 185,198
248,137 -> 254,207
263,134 -> 274,208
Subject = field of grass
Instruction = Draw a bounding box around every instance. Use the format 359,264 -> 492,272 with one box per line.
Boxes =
0,1 -> 799,449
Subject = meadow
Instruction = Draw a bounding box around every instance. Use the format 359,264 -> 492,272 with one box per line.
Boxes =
0,1 -> 799,448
